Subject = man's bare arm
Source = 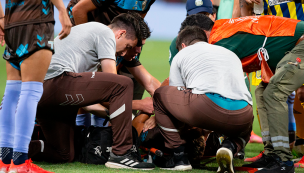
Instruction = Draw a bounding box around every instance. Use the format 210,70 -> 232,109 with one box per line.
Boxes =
127,65 -> 161,96
72,0 -> 97,25
51,0 -> 72,39
132,97 -> 154,114
100,59 -> 117,74
232,0 -> 241,18
83,97 -> 154,116
240,0 -> 254,16
82,104 -> 108,118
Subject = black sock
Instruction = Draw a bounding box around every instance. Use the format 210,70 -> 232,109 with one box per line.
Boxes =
13,152 -> 28,165
0,147 -> 13,164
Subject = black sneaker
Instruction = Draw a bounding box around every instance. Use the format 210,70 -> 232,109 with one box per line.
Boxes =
160,146 -> 192,171
105,150 -> 155,170
255,154 -> 295,173
242,153 -> 272,168
216,147 -> 234,173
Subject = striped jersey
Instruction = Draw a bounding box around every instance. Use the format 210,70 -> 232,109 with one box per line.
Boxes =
262,0 -> 304,20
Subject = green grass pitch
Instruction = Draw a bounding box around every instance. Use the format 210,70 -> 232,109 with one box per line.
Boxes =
0,40 -> 302,172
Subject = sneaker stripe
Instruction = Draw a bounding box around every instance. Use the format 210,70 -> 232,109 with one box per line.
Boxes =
39,140 -> 44,152
130,162 -> 139,167
120,159 -> 129,163
125,160 -> 134,165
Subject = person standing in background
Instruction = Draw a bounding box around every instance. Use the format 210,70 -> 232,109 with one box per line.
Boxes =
0,0 -> 72,172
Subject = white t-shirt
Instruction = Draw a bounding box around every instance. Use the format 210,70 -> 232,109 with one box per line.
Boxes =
45,22 -> 116,80
170,42 -> 253,105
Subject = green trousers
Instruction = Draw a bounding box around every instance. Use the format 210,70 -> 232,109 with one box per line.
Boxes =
255,39 -> 304,161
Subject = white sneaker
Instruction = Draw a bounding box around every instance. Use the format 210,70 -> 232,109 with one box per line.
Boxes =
216,147 -> 234,173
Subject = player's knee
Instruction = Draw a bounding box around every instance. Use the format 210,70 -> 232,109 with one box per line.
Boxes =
120,76 -> 134,90
153,87 -> 166,112
297,86 -> 304,102
153,87 -> 163,103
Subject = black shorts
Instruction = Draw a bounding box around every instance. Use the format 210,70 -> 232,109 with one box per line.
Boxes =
3,22 -> 54,70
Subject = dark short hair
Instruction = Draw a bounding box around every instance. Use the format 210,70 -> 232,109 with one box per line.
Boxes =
176,26 -> 207,50
179,13 -> 214,34
110,12 -> 151,47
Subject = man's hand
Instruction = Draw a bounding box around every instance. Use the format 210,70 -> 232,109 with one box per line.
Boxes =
51,0 -> 72,39
135,97 -> 154,115
143,116 -> 156,132
58,10 -> 72,39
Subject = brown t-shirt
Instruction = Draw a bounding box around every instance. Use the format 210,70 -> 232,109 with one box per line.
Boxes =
5,0 -> 55,29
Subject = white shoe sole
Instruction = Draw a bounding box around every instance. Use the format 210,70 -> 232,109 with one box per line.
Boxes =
216,148 -> 234,173
160,165 -> 192,171
105,162 -> 154,170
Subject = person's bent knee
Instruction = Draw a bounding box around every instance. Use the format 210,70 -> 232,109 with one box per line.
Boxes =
153,87 -> 166,108
119,75 -> 134,90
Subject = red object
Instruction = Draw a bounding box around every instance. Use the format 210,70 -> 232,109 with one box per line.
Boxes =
294,156 -> 304,168
244,151 -> 264,162
0,160 -> 10,173
249,131 -> 263,144
140,146 -> 164,157
297,57 -> 301,63
8,159 -> 54,173
235,167 -> 258,173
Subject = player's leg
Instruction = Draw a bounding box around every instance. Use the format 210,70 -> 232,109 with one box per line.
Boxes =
153,87 -> 190,171
255,41 -> 304,173
11,49 -> 52,168
0,61 -> 21,172
255,82 -> 273,153
0,22 -> 54,172
243,82 -> 274,168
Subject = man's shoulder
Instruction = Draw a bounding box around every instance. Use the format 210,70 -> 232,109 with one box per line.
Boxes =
78,22 -> 107,28
74,22 -> 113,36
